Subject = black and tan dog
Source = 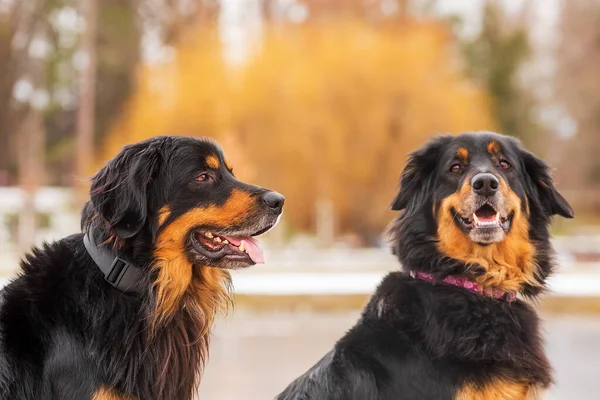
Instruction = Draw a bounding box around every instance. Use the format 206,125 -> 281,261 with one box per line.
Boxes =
278,132 -> 573,400
0,136 -> 284,399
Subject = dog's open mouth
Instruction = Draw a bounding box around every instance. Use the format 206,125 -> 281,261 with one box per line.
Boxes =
455,203 -> 513,233
192,228 -> 270,264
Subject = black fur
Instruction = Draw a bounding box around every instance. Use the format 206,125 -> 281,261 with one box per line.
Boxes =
278,132 -> 572,400
0,136 -> 283,399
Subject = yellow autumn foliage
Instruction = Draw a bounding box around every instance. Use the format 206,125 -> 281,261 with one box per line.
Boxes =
105,20 -> 495,241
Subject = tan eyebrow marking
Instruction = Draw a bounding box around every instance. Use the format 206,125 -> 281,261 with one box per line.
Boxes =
487,141 -> 501,154
457,147 -> 469,163
205,154 -> 220,169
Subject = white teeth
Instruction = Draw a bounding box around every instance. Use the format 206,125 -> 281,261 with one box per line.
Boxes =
222,240 -> 229,244
239,241 -> 245,253
472,211 -> 501,226
214,237 -> 221,243
205,232 -> 213,238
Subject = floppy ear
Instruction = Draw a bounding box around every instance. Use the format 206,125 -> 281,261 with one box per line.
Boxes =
390,156 -> 421,211
391,136 -> 452,211
521,149 -> 574,219
90,143 -> 162,238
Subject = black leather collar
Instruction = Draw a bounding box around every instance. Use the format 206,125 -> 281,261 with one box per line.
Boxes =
83,231 -> 144,295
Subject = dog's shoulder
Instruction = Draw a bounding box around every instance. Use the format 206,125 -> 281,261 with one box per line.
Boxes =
0,234 -> 102,397
5,234 -> 92,300
15,234 -> 86,275
276,350 -> 337,400
362,271 -> 417,319
276,346 -> 390,400
277,273 -> 455,400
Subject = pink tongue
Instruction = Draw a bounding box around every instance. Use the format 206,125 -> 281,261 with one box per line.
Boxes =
221,235 -> 265,264
476,211 -> 496,222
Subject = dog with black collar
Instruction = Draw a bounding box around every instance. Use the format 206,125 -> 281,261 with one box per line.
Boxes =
0,136 -> 284,399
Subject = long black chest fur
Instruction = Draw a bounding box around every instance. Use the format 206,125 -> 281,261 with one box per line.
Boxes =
0,235 -> 204,400
88,303 -> 205,399
277,272 -> 552,400
356,272 -> 552,396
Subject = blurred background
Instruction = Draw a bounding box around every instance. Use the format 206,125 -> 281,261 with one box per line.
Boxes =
1,0 -> 600,398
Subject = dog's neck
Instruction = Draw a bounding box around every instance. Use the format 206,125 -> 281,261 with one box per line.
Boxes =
83,231 -> 144,294
83,227 -> 231,399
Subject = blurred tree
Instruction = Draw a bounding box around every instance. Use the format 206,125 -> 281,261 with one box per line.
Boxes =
556,0 -> 600,190
95,0 -> 142,140
461,2 -> 536,145
0,0 -> 53,250
103,26 -> 229,159
0,3 -> 13,184
0,0 -> 213,187
43,2 -> 83,185
235,21 -> 493,242
17,109 -> 46,253
297,0 -> 409,21
140,0 -> 220,45
105,19 -> 494,243
76,0 -> 143,199
75,0 -> 97,203
0,0 -> 140,186
0,0 -> 48,185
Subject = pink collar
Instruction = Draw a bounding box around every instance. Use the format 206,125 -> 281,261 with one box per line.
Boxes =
410,271 -> 517,302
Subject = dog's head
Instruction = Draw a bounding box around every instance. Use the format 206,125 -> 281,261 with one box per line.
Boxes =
84,136 -> 283,269
82,136 -> 284,320
390,132 -> 573,296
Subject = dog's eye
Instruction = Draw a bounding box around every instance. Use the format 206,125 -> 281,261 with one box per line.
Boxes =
499,159 -> 511,170
196,173 -> 213,183
450,163 -> 462,174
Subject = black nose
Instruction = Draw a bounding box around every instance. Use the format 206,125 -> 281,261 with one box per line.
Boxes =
471,173 -> 500,197
261,191 -> 285,213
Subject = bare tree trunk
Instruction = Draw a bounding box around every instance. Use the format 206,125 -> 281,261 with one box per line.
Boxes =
75,0 -> 97,205
314,132 -> 334,247
17,109 -> 45,255
0,3 -> 19,185
0,0 -> 46,185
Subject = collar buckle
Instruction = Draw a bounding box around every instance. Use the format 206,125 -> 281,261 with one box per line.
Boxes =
83,232 -> 143,295
106,257 -> 132,288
